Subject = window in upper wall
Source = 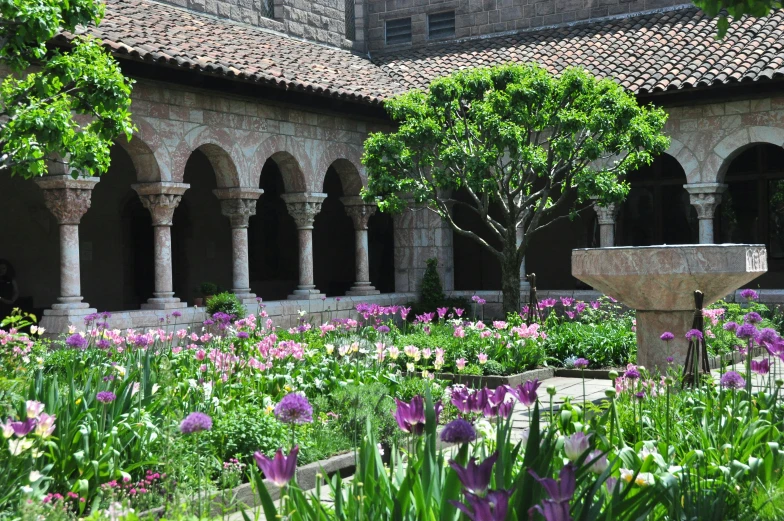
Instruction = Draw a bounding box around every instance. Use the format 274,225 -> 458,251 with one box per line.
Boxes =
345,0 -> 356,40
428,11 -> 455,39
386,17 -> 412,45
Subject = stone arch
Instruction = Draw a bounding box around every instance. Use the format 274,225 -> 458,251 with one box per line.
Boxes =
114,119 -> 168,182
315,144 -> 366,196
713,126 -> 784,182
665,137 -> 700,185
251,135 -> 308,192
172,126 -> 243,187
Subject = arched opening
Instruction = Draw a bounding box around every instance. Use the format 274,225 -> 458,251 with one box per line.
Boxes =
313,168 -> 355,296
81,143 -> 154,311
368,211 -> 395,293
452,187 -> 502,291
616,154 -> 697,246
172,150 -> 233,304
248,159 -> 299,300
717,143 -> 784,288
0,174 -> 59,319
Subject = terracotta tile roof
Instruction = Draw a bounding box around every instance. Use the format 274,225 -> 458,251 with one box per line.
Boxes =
373,7 -> 784,95
55,0 -> 403,105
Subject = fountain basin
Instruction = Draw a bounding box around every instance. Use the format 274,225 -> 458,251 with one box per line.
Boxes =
572,244 -> 767,370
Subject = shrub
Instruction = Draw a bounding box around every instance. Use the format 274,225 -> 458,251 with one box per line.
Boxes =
420,258 -> 445,310
207,404 -> 288,465
206,291 -> 246,319
199,282 -> 219,296
543,318 -> 636,367
482,359 -> 505,376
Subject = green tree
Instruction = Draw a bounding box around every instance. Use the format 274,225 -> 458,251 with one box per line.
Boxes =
0,0 -> 134,178
362,64 -> 669,313
696,0 -> 780,38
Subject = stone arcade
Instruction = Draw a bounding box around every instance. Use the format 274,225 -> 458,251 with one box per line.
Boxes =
0,0 -> 783,333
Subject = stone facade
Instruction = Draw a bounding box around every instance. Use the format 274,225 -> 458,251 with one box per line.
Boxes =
366,0 -> 686,51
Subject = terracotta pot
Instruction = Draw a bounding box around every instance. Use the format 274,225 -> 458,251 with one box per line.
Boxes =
194,297 -> 203,306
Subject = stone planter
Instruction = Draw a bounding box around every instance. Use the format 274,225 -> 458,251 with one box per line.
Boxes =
434,367 -> 554,388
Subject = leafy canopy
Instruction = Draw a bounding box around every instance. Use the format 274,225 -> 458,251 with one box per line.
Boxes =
362,64 -> 669,257
0,0 -> 134,178
694,0 -> 781,38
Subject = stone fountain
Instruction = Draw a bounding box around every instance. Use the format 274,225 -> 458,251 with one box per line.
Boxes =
572,245 -> 767,371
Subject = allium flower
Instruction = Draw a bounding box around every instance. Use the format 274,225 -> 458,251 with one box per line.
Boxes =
65,334 -> 87,350
274,393 -> 313,425
751,359 -> 770,375
574,358 -> 589,369
723,321 -> 739,332
171,311 -> 182,318
660,332 -> 674,342
253,445 -> 298,487
685,329 -> 703,341
449,452 -> 498,495
757,328 -> 780,345
624,368 -> 640,380
512,379 -> 540,408
180,412 -> 213,434
720,371 -> 746,390
440,419 -> 477,444
96,391 -> 117,404
740,289 -> 759,301
563,432 -> 590,461
666,356 -> 674,364
236,331 -> 249,339
375,325 -> 390,333
736,324 -> 758,340
529,464 -> 577,521
744,311 -> 763,324
452,489 -> 512,521
635,391 -> 646,401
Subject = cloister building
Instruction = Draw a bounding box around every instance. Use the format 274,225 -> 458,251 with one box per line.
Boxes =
1,0 -> 783,332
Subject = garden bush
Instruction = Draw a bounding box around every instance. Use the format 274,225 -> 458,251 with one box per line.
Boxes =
205,291 -> 245,319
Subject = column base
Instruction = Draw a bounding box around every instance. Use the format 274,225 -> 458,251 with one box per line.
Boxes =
141,298 -> 188,310
636,310 -> 694,373
346,285 -> 380,296
41,306 -> 98,334
233,290 -> 256,301
287,288 -> 326,300
43,305 -> 97,316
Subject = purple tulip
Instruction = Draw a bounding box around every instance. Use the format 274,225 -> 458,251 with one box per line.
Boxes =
449,452 -> 498,495
450,387 -> 472,415
512,379 -> 540,408
563,432 -> 590,461
394,396 -> 426,435
253,445 -> 298,487
529,464 -> 577,521
451,489 -> 512,521
10,418 -> 37,437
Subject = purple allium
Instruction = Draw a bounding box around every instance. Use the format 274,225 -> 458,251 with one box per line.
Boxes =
624,368 -> 640,380
96,339 -> 111,350
666,356 -> 675,364
528,464 -> 577,521
635,391 -> 646,401
171,311 -> 182,318
513,379 -> 541,408
236,331 -> 249,339
740,289 -> 759,301
751,359 -> 770,375
65,334 -> 87,350
685,329 -> 703,341
180,412 -> 213,434
757,328 -> 780,344
394,396 -> 426,435
744,311 -> 763,324
440,419 -> 477,444
720,371 -> 746,390
203,319 -> 215,326
660,332 -> 674,342
274,393 -> 313,425
723,321 -> 739,332
449,452 -> 498,495
563,432 -> 590,461
254,445 -> 298,487
96,391 -> 116,404
375,325 -> 390,333
451,489 -> 512,521
574,358 -> 589,369
736,324 -> 758,340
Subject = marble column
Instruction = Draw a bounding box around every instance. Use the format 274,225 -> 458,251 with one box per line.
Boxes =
341,196 -> 380,296
281,192 -> 327,300
684,183 -> 727,244
592,202 -> 619,247
214,188 -> 263,302
35,175 -> 99,317
132,182 -> 189,309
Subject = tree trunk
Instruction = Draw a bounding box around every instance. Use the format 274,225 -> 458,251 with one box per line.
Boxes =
500,251 -> 521,315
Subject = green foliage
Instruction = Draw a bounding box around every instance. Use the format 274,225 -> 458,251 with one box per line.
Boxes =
693,0 -> 781,38
0,0 -> 135,178
205,292 -> 245,319
481,359 -> 505,376
363,64 -> 668,312
207,404 -> 288,466
419,258 -> 445,309
543,317 -> 636,367
198,282 -> 219,296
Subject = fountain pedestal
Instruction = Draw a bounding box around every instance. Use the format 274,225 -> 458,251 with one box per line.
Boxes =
572,245 -> 767,371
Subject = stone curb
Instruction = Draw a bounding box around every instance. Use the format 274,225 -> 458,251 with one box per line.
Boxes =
433,367 -> 554,388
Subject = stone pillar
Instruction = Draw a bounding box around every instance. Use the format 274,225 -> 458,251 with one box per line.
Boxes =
281,192 -> 327,300
35,175 -> 99,317
684,183 -> 727,244
341,196 -> 380,296
214,188 -> 264,302
592,202 -> 619,247
516,225 -> 531,292
132,182 -> 189,310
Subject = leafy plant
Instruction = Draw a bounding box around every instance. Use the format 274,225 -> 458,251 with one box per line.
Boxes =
205,292 -> 245,319
198,282 -> 219,297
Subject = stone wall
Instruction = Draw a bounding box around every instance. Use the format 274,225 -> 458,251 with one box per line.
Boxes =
393,203 -> 454,294
366,0 -> 687,51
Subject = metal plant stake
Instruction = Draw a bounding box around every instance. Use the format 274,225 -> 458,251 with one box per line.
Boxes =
682,290 -> 710,387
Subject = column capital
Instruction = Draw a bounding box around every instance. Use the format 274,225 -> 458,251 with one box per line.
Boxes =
35,175 -> 99,224
132,182 -> 189,226
684,184 -> 727,220
214,188 -> 263,228
281,192 -> 327,229
592,201 -> 619,226
341,196 -> 377,230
